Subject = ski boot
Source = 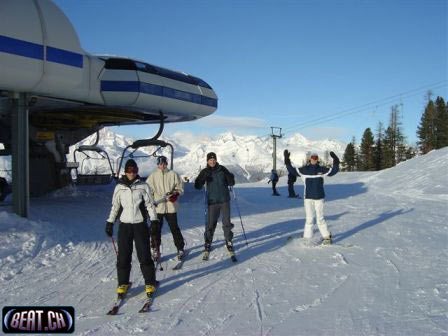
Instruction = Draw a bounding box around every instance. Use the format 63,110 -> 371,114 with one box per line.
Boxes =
272,192 -> 281,196
225,240 -> 234,253
226,240 -> 237,262
116,283 -> 131,296
177,249 -> 185,261
202,243 -> 211,261
322,235 -> 332,246
145,284 -> 156,298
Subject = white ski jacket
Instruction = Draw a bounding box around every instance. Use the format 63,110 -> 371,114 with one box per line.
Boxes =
107,176 -> 157,224
146,168 -> 183,214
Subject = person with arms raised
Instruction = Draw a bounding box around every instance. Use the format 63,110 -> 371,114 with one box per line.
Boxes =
284,150 -> 339,245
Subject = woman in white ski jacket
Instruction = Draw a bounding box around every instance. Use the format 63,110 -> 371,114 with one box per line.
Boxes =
106,159 -> 158,297
146,156 -> 185,261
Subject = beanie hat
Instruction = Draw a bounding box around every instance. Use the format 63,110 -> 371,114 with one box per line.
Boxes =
124,159 -> 138,171
206,152 -> 217,161
157,156 -> 168,165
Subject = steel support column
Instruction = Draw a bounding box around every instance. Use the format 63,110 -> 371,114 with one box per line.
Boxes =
11,92 -> 29,217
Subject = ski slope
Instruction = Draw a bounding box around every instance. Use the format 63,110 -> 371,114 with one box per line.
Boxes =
0,148 -> 447,335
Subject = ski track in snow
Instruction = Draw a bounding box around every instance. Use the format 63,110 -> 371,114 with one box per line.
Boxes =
1,148 -> 448,335
294,274 -> 349,312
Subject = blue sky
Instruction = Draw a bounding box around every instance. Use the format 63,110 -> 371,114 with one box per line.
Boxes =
54,0 -> 447,145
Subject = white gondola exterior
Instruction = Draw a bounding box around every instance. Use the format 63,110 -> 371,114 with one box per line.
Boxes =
0,0 -> 217,124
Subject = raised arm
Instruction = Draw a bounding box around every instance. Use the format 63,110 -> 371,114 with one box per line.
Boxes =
327,151 -> 340,176
284,150 -> 300,177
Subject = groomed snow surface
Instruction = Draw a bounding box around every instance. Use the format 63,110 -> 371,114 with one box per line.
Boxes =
0,148 -> 447,336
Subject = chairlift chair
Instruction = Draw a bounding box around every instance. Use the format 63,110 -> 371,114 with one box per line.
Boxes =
116,139 -> 174,179
72,144 -> 115,185
115,111 -> 174,178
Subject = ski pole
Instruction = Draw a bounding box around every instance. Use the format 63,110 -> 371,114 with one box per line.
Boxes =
230,187 -> 249,247
111,236 -> 118,256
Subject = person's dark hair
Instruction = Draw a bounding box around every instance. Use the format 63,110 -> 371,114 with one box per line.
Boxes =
157,156 -> 168,165
125,159 -> 138,172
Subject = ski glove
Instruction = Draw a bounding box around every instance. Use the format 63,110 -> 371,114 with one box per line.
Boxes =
284,150 -> 291,165
105,221 -> 114,237
168,192 -> 179,203
330,151 -> 340,164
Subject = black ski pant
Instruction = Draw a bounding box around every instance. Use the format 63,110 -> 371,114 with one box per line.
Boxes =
204,201 -> 233,245
117,222 -> 156,286
288,182 -> 296,197
272,182 -> 279,195
155,213 -> 185,251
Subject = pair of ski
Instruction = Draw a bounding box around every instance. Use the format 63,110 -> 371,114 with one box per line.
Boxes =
154,249 -> 189,271
108,252 -> 189,315
106,282 -> 156,315
203,249 -> 237,263
286,236 -> 354,248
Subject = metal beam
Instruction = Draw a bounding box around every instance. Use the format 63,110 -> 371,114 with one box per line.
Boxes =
11,92 -> 29,217
270,127 -> 282,172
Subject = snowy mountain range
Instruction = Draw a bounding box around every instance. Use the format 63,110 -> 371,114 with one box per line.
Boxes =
69,128 -> 347,182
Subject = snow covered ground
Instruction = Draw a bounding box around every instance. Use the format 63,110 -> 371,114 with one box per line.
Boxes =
0,148 -> 447,335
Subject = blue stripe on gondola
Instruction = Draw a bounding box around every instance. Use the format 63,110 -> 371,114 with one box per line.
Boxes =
0,35 -> 43,60
101,80 -> 217,108
46,46 -> 83,68
140,82 -> 163,96
101,81 -> 140,92
0,34 -> 83,68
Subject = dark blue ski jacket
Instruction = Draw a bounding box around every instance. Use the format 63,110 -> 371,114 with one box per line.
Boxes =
194,163 -> 235,205
285,161 -> 339,200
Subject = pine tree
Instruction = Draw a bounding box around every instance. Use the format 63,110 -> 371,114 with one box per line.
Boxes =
383,126 -> 395,168
343,142 -> 356,171
383,105 -> 407,166
359,128 -> 375,171
352,136 -> 361,171
417,99 -> 437,154
435,96 -> 448,148
373,122 -> 385,171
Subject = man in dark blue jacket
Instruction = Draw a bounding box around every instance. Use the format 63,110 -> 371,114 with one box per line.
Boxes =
195,152 -> 235,253
268,169 -> 280,196
284,150 -> 339,245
